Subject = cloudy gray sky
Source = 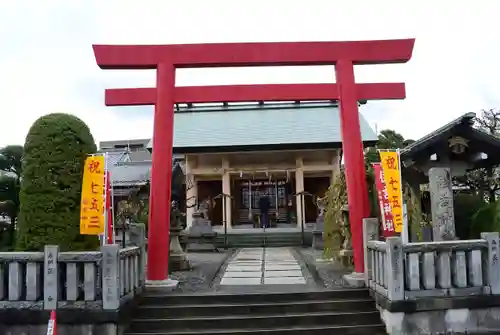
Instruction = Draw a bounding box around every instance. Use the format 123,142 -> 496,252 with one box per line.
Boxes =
0,1 -> 498,147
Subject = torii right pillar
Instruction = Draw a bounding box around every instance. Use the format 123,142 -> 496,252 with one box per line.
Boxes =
336,59 -> 375,286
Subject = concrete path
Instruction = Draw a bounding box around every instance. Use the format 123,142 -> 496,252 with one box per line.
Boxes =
220,248 -> 306,285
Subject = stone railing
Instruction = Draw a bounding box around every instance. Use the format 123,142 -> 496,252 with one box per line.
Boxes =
117,246 -> 144,302
366,232 -> 500,301
362,218 -> 500,334
0,244 -> 145,311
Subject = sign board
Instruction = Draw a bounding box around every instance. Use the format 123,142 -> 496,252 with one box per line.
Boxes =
241,180 -> 287,187
379,150 -> 404,233
80,155 -> 106,235
372,163 -> 395,236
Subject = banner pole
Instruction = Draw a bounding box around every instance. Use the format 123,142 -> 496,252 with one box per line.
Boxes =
102,153 -> 108,246
46,310 -> 56,335
397,148 -> 409,244
110,172 -> 115,244
105,170 -> 113,245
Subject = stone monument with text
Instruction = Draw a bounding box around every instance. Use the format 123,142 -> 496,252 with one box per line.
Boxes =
428,167 -> 456,241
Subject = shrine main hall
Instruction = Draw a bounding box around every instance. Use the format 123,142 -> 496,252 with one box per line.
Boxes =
145,100 -> 377,229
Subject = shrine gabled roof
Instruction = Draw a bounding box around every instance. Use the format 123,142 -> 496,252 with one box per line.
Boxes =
147,101 -> 377,153
102,150 -> 183,187
401,113 -> 476,157
401,112 -> 500,168
110,161 -> 151,186
102,150 -> 130,165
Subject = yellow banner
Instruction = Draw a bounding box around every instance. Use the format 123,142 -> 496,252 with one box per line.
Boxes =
379,151 -> 403,233
80,155 -> 105,235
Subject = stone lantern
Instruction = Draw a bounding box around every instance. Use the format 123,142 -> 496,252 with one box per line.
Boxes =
169,201 -> 191,271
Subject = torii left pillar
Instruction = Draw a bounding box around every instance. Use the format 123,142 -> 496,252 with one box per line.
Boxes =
146,62 -> 176,283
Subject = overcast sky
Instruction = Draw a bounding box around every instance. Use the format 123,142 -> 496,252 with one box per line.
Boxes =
0,1 -> 498,147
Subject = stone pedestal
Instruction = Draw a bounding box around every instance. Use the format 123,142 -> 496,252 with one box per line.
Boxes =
312,214 -> 325,250
146,278 -> 179,291
339,249 -> 353,267
343,271 -> 365,288
428,167 -> 456,241
185,211 -> 218,252
170,225 -> 192,271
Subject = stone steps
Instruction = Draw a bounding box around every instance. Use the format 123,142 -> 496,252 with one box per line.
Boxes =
125,289 -> 386,334
135,298 -> 378,318
214,232 -> 310,248
128,311 -> 382,332
124,324 -> 386,335
141,288 -> 370,305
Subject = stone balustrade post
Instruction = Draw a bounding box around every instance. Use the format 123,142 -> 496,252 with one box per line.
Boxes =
363,218 -> 380,286
43,245 -> 59,310
385,236 -> 404,301
130,223 -> 146,285
481,232 -> 500,295
102,244 -> 120,310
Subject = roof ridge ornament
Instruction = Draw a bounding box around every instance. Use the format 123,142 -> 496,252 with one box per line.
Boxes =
448,136 -> 469,154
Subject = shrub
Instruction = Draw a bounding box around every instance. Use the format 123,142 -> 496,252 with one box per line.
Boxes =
453,193 -> 486,239
323,166 -> 377,261
16,113 -> 100,251
469,201 -> 499,239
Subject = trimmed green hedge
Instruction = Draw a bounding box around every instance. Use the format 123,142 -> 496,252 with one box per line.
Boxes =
16,113 -> 100,251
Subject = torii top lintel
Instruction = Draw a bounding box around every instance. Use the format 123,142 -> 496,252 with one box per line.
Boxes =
92,39 -> 415,70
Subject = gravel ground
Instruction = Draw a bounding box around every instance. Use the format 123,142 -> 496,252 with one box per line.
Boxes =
169,250 -> 235,293
297,248 -> 352,289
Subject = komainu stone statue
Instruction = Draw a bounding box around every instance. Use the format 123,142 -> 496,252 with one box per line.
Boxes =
199,198 -> 211,220
313,195 -> 326,250
185,210 -> 218,252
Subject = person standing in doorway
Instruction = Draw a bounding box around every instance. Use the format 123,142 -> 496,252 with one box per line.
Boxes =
287,196 -> 294,224
259,191 -> 271,228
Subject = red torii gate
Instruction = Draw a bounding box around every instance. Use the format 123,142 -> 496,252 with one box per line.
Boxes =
93,39 -> 415,283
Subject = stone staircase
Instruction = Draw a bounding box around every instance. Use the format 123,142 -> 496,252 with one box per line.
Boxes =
214,231 -> 311,248
125,288 -> 386,334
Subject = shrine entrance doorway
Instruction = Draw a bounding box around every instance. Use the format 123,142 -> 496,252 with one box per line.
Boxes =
238,179 -> 292,227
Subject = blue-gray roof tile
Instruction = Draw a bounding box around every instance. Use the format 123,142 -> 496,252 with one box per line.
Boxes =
147,102 -> 377,150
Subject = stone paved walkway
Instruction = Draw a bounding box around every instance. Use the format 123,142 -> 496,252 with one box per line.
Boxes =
220,247 -> 306,285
